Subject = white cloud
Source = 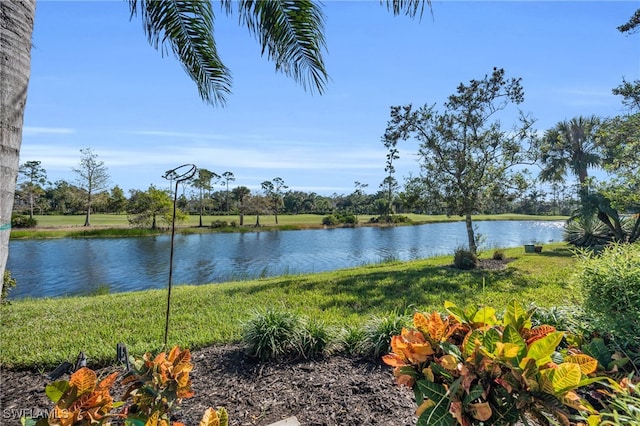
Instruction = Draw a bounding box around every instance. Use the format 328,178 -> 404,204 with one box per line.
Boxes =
23,127 -> 75,135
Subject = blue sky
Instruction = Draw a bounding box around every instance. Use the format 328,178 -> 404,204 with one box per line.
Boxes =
21,1 -> 639,196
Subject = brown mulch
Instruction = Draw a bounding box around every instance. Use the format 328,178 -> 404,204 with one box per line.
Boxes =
0,344 -> 418,426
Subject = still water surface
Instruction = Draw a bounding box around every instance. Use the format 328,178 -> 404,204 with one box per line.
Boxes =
8,220 -> 564,299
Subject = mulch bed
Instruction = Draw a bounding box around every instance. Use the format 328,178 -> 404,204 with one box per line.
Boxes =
0,344 -> 418,426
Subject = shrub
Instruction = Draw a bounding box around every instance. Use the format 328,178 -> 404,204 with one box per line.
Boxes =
492,249 -> 505,260
574,243 -> 640,349
2,270 -> 17,304
11,214 -> 37,228
453,247 -> 477,270
383,301 -> 603,426
211,219 -> 228,228
22,346 -> 228,426
243,309 -> 303,361
564,215 -> 611,247
360,312 -> 408,358
322,215 -> 339,226
598,377 -> 640,425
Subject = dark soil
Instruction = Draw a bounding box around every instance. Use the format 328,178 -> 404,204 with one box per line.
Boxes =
0,344 -> 417,426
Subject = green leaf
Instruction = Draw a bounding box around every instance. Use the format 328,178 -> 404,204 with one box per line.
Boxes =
463,384 -> 485,405
582,337 -> 611,369
440,341 -> 462,359
502,324 -> 526,362
482,328 -> 501,353
417,403 -> 455,426
444,301 -> 467,324
504,300 -> 532,331
417,380 -> 449,404
463,329 -> 484,356
45,381 -> 69,403
528,331 -> 564,365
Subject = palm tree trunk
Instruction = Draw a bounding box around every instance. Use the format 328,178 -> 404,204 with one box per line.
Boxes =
1,0 -> 36,296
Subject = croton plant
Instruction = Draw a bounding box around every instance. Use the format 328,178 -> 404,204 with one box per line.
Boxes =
383,301 -> 605,426
22,346 -> 228,426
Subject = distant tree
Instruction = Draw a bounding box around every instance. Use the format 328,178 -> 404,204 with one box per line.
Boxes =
261,177 -> 288,224
352,181 -> 369,220
246,194 -> 268,227
192,168 -> 215,227
231,185 -> 251,226
73,148 -> 110,226
381,130 -> 401,217
221,171 -> 235,214
612,79 -> 640,111
18,160 -> 47,219
383,68 -> 535,254
108,185 -> 127,213
128,185 -> 185,230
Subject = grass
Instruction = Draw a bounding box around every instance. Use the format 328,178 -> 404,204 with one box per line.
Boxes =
0,243 -> 577,370
11,213 -> 567,239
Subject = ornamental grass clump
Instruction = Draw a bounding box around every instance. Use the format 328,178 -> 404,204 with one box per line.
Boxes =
243,308 -> 304,361
383,301 -> 605,425
360,312 -> 408,358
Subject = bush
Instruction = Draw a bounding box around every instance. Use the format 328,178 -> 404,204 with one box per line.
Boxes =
322,213 -> 356,226
574,243 -> 640,349
492,249 -> 505,260
369,215 -> 412,224
322,215 -> 339,226
453,247 -> 477,270
11,214 -> 37,228
211,220 -> 228,228
242,309 -> 303,361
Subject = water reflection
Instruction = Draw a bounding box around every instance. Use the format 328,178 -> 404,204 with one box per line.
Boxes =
8,220 -> 565,299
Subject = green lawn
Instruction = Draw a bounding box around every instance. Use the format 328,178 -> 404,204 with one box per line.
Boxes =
11,213 -> 567,239
0,242 -> 577,370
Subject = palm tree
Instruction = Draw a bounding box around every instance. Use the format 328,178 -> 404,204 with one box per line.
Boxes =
536,115 -> 602,192
0,0 -> 428,295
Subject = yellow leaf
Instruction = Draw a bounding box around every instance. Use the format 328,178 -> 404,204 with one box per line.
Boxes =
552,363 -> 582,393
469,401 -> 492,421
564,354 -> 598,375
69,367 -> 97,396
439,354 -> 458,371
146,411 -> 159,426
427,311 -> 446,341
422,366 -> 435,382
413,312 -> 430,336
416,399 -> 435,417
199,407 -> 221,426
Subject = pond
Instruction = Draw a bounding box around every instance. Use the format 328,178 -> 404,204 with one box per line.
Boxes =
7,220 -> 565,299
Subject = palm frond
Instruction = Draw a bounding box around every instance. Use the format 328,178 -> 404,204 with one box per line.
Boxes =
382,0 -> 432,20
129,0 -> 231,106
227,0 -> 328,94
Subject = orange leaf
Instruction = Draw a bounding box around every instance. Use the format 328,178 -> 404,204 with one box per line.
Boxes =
167,345 -> 181,363
69,367 -> 97,396
526,325 -> 556,345
382,353 -> 407,367
427,311 -> 446,341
